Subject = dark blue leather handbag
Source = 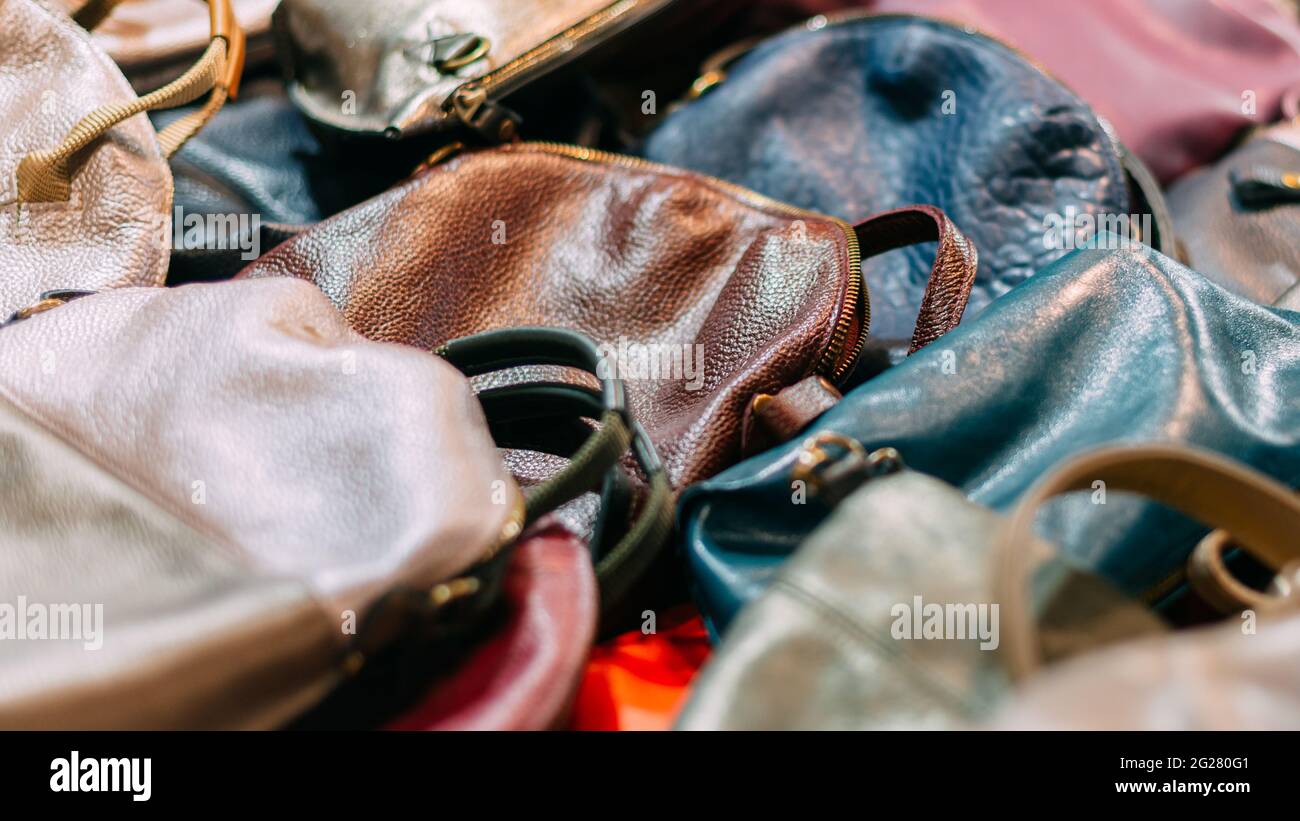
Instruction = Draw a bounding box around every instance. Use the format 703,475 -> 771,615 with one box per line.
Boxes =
642,13 -> 1175,344
679,242 -> 1300,638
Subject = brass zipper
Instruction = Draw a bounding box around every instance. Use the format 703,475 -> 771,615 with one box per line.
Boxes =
513,142 -> 868,384
448,0 -> 671,135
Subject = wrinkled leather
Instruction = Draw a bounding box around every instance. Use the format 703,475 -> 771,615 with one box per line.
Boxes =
238,143 -> 866,490
643,15 -> 1131,340
681,244 -> 1300,636
53,0 -> 277,87
386,521 -> 597,731
991,610 -> 1300,730
859,0 -> 1300,184
276,0 -> 675,137
1169,122 -> 1300,306
0,0 -> 170,319
0,279 -> 517,727
676,471 -> 1163,730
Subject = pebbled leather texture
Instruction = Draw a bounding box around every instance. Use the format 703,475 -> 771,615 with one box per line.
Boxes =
680,243 -> 1300,637
238,143 -> 866,490
0,279 -> 518,622
276,0 -> 675,137
991,611 -> 1300,730
1168,123 -> 1300,307
643,15 -> 1133,341
386,521 -> 598,731
676,470 -> 1163,730
0,0 -> 171,320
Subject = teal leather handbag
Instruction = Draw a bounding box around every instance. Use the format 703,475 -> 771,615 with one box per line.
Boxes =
679,241 -> 1300,638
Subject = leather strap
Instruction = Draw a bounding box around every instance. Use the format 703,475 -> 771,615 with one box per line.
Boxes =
437,327 -> 674,617
14,0 -> 246,203
993,444 -> 1300,682
853,205 -> 978,354
747,375 -> 842,449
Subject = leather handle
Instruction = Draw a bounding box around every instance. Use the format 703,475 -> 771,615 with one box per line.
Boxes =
14,0 -> 246,203
853,205 -> 978,354
992,444 -> 1300,683
437,327 -> 674,617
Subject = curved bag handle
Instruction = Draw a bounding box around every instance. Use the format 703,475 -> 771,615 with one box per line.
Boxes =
437,327 -> 675,616
853,205 -> 979,354
15,0 -> 246,203
744,205 -> 978,446
992,443 -> 1300,683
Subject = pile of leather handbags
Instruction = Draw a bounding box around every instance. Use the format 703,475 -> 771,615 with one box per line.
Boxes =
1,0 -> 1298,731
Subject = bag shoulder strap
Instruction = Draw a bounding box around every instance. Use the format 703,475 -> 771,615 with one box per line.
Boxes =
993,443 -> 1300,682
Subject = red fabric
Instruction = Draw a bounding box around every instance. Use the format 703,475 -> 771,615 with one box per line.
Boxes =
387,522 -> 597,731
568,605 -> 712,731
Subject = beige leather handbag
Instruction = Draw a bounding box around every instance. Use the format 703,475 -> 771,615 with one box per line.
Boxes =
0,0 -> 244,320
0,278 -> 525,729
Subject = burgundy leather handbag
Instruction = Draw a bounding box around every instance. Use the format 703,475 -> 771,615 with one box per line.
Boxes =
386,521 -> 597,731
735,0 -> 1300,183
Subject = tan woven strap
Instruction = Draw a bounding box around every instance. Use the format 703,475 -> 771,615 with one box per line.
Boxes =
992,444 -> 1300,682
14,0 -> 246,204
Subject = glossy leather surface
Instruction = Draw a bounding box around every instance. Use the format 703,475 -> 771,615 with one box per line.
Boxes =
991,610 -> 1300,730
276,0 -> 673,136
681,244 -> 1300,636
386,521 -> 597,731
676,471 -> 1162,730
1169,123 -> 1300,306
238,143 -> 862,490
0,0 -> 170,319
0,279 -> 519,620
642,15 -> 1130,340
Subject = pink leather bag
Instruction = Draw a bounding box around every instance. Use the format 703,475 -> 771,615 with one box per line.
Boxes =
740,0 -> 1300,183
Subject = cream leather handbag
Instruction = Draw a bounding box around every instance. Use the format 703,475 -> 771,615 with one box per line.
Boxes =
0,0 -> 244,320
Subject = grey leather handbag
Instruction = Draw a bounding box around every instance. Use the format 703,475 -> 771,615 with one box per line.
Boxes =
1168,118 -> 1300,308
677,444 -> 1300,730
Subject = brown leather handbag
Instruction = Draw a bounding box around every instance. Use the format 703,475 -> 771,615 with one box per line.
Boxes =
238,142 -> 978,493
0,0 -> 245,321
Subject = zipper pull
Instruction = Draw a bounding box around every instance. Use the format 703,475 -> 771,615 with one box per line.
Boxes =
450,86 -> 521,143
